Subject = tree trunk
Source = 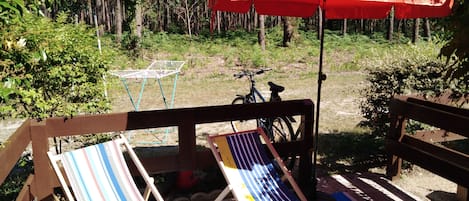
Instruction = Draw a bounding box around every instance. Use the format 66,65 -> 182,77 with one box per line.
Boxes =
423,18 -> 431,41
360,19 -> 365,33
258,15 -> 266,51
282,17 -> 294,47
116,0 -> 122,43
104,0 -> 111,32
183,0 -> 192,38
387,10 -> 394,41
342,19 -> 347,36
135,2 -> 143,38
217,11 -> 221,34
96,0 -> 103,24
412,18 -> 420,43
87,0 -> 93,24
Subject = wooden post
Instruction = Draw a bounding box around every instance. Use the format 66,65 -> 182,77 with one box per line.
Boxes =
386,113 -> 406,180
30,120 -> 54,200
178,120 -> 196,169
457,185 -> 468,201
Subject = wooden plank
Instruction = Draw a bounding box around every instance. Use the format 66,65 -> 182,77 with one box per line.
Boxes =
406,96 -> 469,117
15,174 -> 34,201
130,141 -> 307,174
389,99 -> 469,137
414,130 -> 466,143
125,99 -> 313,130
385,140 -> 469,187
43,99 -> 314,137
402,135 -> 469,169
45,113 -> 129,136
129,150 -> 217,174
0,120 -> 31,184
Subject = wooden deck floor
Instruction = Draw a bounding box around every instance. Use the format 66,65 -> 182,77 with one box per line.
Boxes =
316,172 -> 422,201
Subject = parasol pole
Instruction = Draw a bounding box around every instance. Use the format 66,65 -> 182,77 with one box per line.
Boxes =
313,1 -> 326,198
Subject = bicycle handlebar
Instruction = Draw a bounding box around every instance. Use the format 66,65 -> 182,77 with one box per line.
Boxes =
233,68 -> 272,79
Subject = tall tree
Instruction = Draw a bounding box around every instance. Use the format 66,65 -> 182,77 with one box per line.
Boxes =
115,0 -> 122,43
135,1 -> 143,38
387,10 -> 394,40
258,15 -> 266,51
342,19 -> 347,36
423,18 -> 431,41
282,17 -> 294,47
87,0 -> 93,24
412,18 -> 420,43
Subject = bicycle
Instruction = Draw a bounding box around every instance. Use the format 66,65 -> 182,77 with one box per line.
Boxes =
230,68 -> 298,144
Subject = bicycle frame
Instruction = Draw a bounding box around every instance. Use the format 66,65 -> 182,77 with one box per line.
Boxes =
244,86 -> 266,104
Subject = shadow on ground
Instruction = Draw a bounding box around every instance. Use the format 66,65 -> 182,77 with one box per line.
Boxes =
427,190 -> 458,201
316,131 -> 387,176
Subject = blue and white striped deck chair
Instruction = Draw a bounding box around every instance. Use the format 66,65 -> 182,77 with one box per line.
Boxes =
47,134 -> 164,201
207,128 -> 307,201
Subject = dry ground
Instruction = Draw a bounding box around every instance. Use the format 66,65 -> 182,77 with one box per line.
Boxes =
105,58 -> 460,201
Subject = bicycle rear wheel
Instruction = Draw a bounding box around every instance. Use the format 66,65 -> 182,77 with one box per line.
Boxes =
230,96 -> 258,132
270,116 -> 295,143
267,116 -> 297,171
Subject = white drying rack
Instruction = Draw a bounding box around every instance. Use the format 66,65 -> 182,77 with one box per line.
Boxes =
109,60 -> 185,144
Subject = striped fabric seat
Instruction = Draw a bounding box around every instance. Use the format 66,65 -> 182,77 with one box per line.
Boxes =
61,140 -> 144,201
208,128 -> 307,201
48,135 -> 164,201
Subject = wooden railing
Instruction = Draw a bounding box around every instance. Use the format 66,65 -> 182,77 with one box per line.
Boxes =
386,96 -> 469,199
0,99 -> 315,201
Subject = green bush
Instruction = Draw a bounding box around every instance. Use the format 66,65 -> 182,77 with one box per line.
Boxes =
359,40 -> 469,137
0,12 -> 115,199
360,41 -> 442,136
0,13 -> 111,119
359,60 -> 448,136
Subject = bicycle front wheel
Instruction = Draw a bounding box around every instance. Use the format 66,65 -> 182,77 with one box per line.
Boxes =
231,96 -> 258,132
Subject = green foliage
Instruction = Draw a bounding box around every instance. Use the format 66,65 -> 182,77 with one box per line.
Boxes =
0,0 -> 25,26
360,60 -> 448,136
358,41 -> 466,136
122,31 -> 142,58
440,0 -> 469,84
0,13 -> 111,119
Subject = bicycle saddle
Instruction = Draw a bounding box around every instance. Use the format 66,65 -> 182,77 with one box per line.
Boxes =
268,81 -> 285,93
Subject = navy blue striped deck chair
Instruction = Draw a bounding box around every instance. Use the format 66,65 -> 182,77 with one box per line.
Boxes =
207,128 -> 307,201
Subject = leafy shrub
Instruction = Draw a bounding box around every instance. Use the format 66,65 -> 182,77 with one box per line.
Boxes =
0,13 -> 111,119
121,31 -> 141,58
359,60 -> 449,136
359,40 -> 469,137
0,12 -> 115,199
0,0 -> 25,26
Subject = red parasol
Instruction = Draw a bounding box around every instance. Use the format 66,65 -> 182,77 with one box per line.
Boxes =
209,0 -> 453,19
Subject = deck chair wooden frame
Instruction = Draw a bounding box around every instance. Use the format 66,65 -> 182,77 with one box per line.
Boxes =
47,134 -> 164,201
207,128 -> 307,201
